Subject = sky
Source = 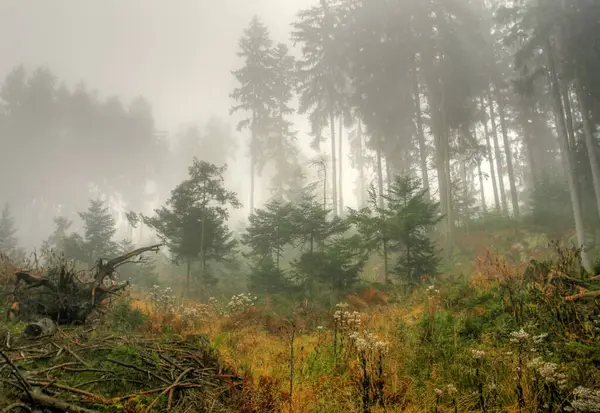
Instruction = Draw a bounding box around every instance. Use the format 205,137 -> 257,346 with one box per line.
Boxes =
0,0 -> 501,248
0,0 -> 370,246
0,0 -> 311,130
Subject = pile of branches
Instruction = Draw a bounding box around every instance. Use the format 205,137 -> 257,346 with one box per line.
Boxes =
0,328 -> 246,412
5,244 -> 163,326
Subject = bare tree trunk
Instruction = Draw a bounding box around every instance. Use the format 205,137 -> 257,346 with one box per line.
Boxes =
357,120 -> 366,208
459,154 -> 469,226
250,112 -> 256,215
376,145 -> 389,282
520,100 -> 539,193
330,112 -> 338,216
496,88 -> 520,217
338,116 -> 344,215
481,97 -> 501,212
385,156 -> 393,194
412,56 -> 430,197
376,146 -> 384,209
546,37 -> 591,271
487,92 -> 508,214
478,160 -> 487,214
576,77 -> 600,219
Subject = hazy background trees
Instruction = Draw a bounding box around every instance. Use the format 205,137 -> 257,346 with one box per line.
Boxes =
1,0 -> 600,292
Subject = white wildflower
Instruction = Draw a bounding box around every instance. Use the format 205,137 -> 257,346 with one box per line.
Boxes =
510,328 -> 530,343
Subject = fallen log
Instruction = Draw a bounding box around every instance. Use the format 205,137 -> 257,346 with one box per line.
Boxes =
23,318 -> 57,340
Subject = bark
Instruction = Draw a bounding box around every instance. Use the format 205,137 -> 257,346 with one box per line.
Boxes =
576,76 -> 600,219
520,100 -> 539,192
338,116 -> 344,215
496,88 -> 520,217
478,160 -> 487,214
481,97 -> 501,212
487,92 -> 508,214
186,259 -> 191,293
546,37 -> 592,271
330,112 -> 338,216
376,146 -> 384,209
250,112 -> 256,215
357,120 -> 366,208
459,154 -> 469,227
412,56 -> 430,197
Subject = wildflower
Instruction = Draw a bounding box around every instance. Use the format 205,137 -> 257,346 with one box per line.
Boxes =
509,328 -> 530,343
374,340 -> 390,355
434,388 -> 443,397
533,333 -> 548,344
316,326 -> 324,331
471,349 -> 486,359
572,386 -> 600,412
446,384 -> 457,396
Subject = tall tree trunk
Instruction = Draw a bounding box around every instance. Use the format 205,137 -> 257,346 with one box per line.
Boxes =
481,98 -> 501,212
385,155 -> 393,193
412,56 -> 430,197
495,88 -> 520,217
357,120 -> 366,208
477,160 -> 487,214
520,100 -> 539,193
338,116 -> 344,215
376,146 -> 384,209
546,37 -> 592,271
376,145 -> 389,283
186,258 -> 191,295
487,92 -> 508,214
330,112 -> 338,216
459,153 -> 469,226
576,77 -> 600,219
250,112 -> 256,214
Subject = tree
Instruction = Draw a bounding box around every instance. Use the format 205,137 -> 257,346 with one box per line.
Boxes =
78,199 -> 119,265
265,43 -> 305,200
292,0 -> 351,216
348,186 -> 392,282
230,16 -> 276,214
385,176 -> 442,283
41,216 -> 72,255
243,199 -> 295,269
144,159 -> 241,296
0,203 -> 18,257
342,0 -> 487,247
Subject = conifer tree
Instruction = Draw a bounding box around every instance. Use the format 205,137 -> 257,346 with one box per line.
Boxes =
78,199 -> 119,265
144,159 -> 241,296
230,16 -> 276,213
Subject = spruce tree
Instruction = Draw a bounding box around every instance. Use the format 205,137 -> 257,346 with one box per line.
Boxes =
230,16 -> 276,213
78,199 -> 118,265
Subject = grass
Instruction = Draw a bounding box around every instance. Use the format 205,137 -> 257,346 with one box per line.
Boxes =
3,232 -> 600,412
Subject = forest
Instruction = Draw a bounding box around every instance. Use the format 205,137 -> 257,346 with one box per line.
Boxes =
1,0 -> 600,411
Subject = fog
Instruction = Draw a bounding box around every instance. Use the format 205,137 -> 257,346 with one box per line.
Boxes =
0,0 -> 355,249
1,0 -> 596,268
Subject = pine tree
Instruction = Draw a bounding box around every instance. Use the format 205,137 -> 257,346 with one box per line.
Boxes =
292,0 -> 351,216
41,216 -> 72,255
230,16 -> 276,214
265,43 -> 304,201
144,159 -> 241,296
78,199 -> 119,265
385,176 -> 442,284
